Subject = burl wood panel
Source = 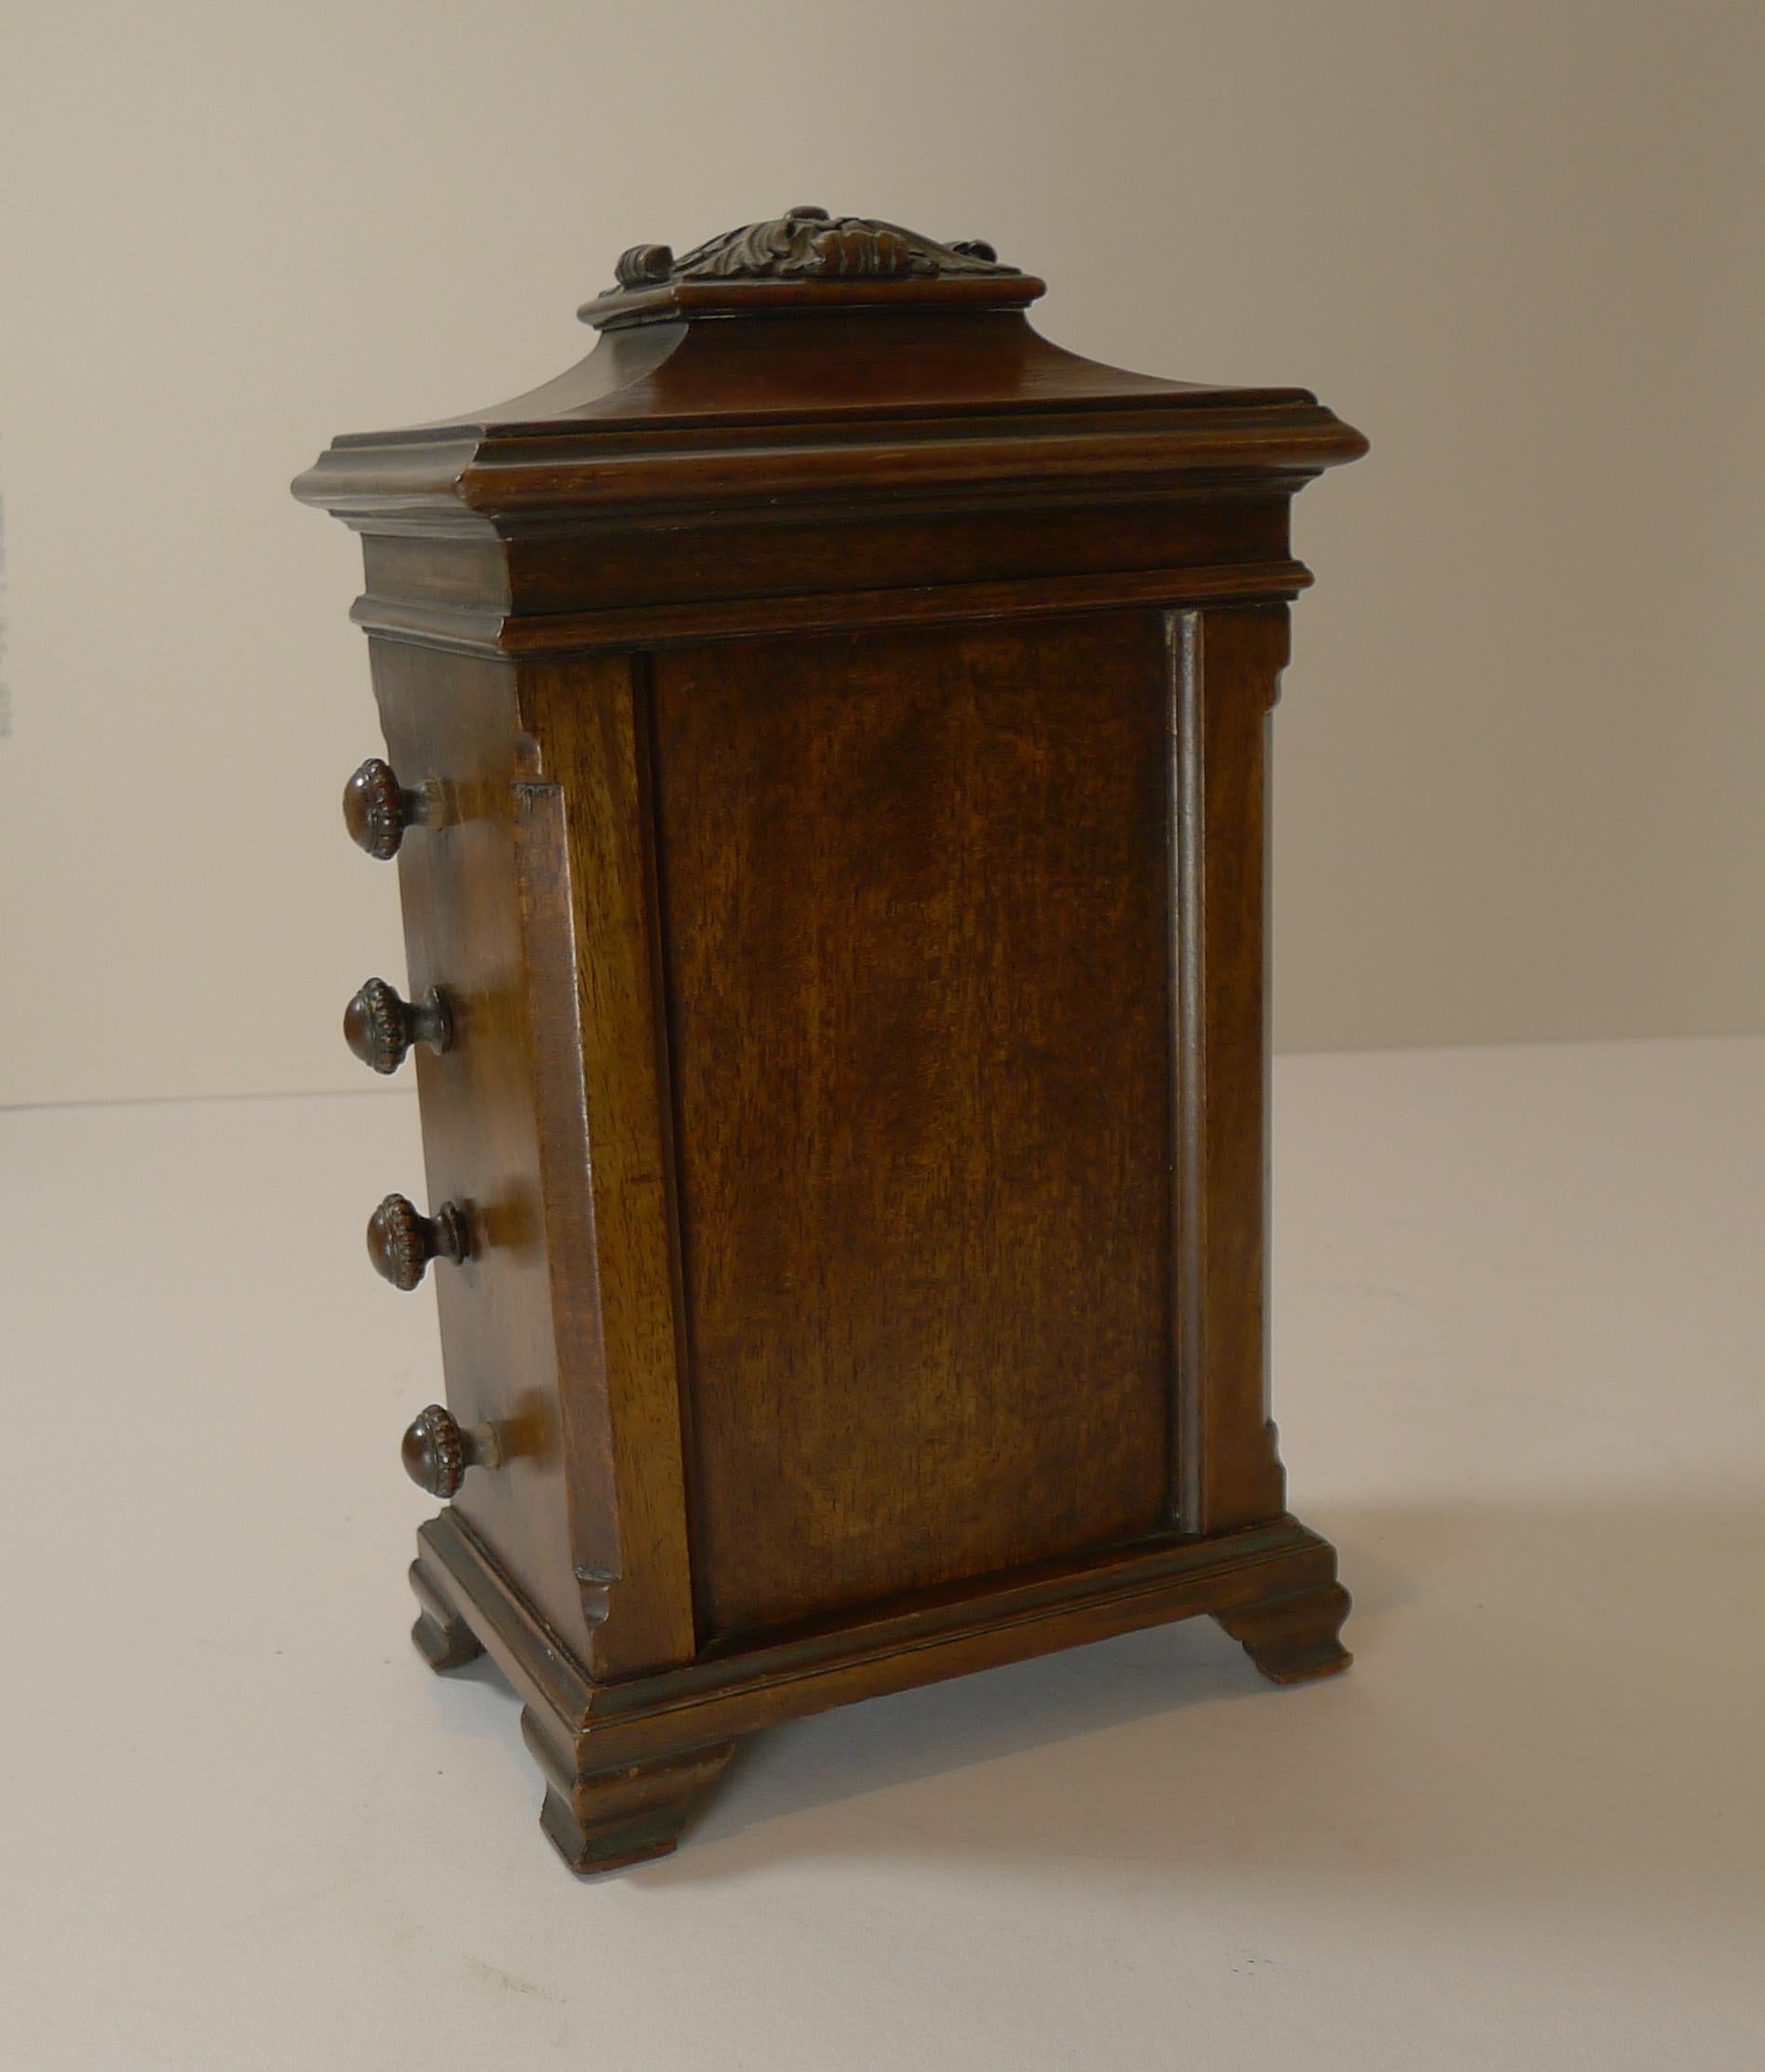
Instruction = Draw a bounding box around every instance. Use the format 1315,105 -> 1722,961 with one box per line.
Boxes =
651,612 -> 1175,1636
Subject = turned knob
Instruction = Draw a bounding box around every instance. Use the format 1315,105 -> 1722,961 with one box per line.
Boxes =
342,757 -> 436,859
367,1193 -> 468,1290
400,1404 -> 501,1500
343,978 -> 454,1074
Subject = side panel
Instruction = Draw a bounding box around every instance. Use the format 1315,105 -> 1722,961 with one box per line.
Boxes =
651,613 -> 1175,1636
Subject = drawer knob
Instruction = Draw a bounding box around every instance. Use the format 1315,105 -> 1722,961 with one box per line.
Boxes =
343,757 -> 435,859
400,1404 -> 501,1500
368,1193 -> 467,1290
344,978 -> 454,1075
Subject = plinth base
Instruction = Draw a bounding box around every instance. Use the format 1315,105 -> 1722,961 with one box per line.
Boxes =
410,1506 -> 1351,1874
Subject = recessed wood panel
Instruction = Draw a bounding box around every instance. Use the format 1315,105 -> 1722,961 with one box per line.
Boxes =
651,613 -> 1173,1636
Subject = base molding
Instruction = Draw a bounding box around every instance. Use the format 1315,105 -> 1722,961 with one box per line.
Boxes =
411,1506 -> 1350,1872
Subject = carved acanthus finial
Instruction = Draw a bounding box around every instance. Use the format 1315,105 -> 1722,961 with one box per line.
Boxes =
615,243 -> 676,289
608,207 -> 1017,294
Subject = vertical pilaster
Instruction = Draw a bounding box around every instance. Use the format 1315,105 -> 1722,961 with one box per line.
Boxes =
1169,604 -> 1290,1534
517,654 -> 699,1679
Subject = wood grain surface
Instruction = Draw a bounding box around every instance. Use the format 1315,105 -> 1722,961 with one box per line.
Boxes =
652,613 -> 1174,1635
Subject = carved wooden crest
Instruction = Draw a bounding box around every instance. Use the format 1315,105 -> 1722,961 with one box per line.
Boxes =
609,205 -> 1015,292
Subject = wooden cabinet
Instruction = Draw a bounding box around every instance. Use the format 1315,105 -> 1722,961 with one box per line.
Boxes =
295,208 -> 1368,1873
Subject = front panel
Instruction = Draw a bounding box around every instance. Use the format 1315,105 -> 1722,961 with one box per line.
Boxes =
650,612 -> 1176,1636
370,639 -> 596,1659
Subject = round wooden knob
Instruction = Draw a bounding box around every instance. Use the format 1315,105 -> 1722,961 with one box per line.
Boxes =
343,758 -> 434,859
344,978 -> 454,1075
367,1193 -> 467,1290
400,1404 -> 502,1500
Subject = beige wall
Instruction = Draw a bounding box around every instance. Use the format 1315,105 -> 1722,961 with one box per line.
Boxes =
3,0 -> 1759,1106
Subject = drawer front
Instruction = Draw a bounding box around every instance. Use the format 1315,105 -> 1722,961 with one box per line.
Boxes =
368,639 -> 596,1660
651,612 -> 1175,1636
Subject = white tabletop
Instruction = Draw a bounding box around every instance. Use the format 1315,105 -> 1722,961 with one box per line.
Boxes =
4,1038 -> 1760,2070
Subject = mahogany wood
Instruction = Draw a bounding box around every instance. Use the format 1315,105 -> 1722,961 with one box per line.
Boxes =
653,613 -> 1174,1635
294,209 -> 1367,1873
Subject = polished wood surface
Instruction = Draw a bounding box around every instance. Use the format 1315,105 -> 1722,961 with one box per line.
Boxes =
517,655 -> 700,1680
368,639 -> 599,1660
296,208 -> 1366,1872
654,614 -> 1173,1635
1171,604 -> 1292,1532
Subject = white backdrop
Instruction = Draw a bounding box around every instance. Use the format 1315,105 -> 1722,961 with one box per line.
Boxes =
3,0 -> 1760,1106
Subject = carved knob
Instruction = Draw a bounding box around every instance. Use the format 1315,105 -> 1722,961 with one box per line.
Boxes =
400,1404 -> 502,1500
342,758 -> 435,859
343,978 -> 454,1075
367,1193 -> 468,1290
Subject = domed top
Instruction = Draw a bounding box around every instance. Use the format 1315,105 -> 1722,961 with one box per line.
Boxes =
586,205 -> 1044,329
